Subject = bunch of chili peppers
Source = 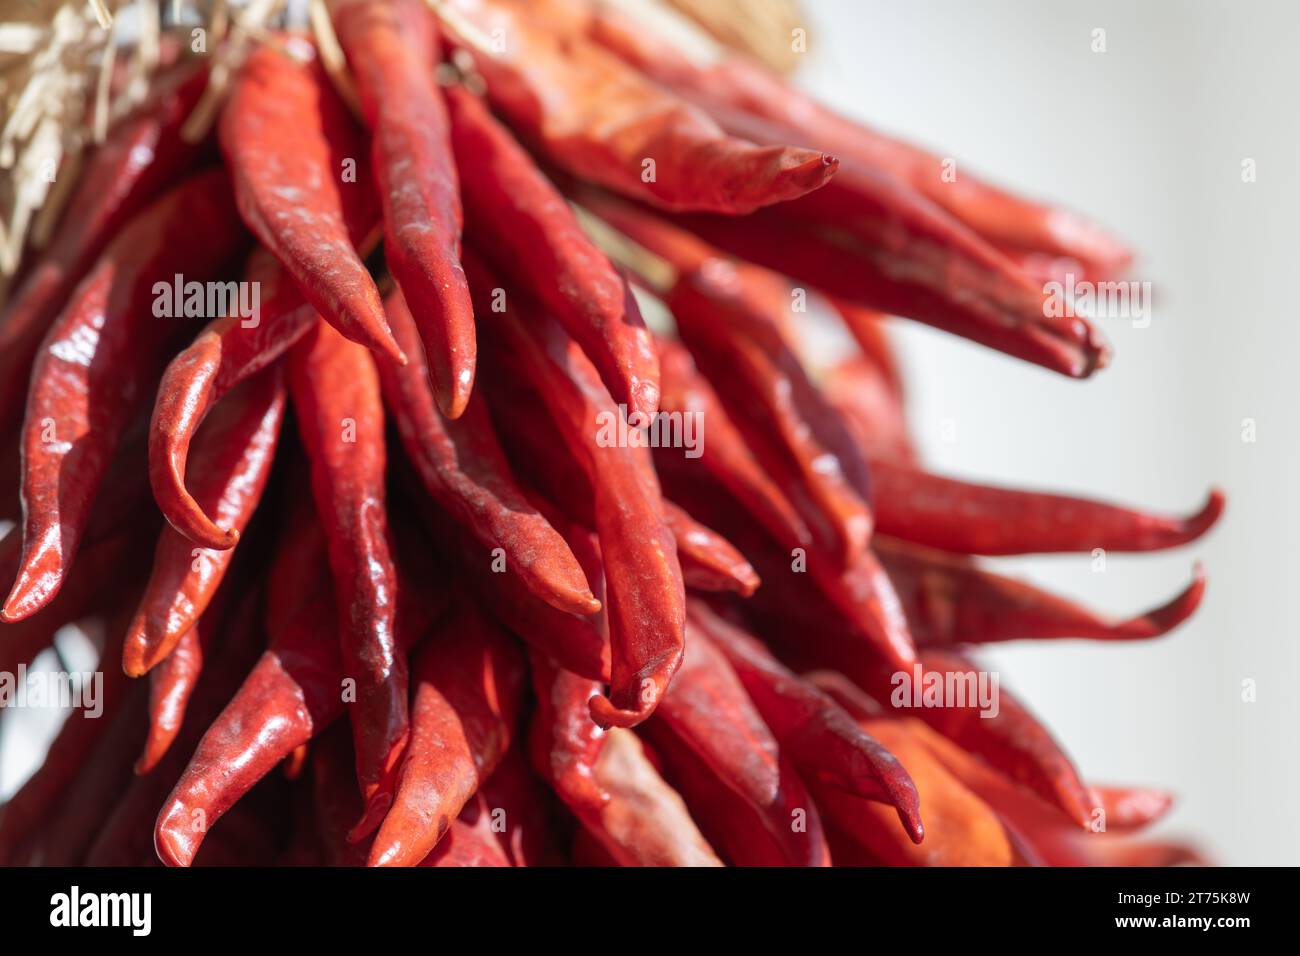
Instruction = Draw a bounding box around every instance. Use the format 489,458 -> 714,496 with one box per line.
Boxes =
0,0 -> 1221,867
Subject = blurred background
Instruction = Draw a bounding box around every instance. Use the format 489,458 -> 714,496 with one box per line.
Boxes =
802,0 -> 1299,865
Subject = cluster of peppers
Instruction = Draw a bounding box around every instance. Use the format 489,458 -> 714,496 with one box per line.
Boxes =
0,0 -> 1220,867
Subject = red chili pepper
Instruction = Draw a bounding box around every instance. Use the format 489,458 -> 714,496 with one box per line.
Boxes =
377,287 -> 598,616
2,169 -> 248,623
528,655 -> 722,866
333,0 -> 476,418
404,481 -> 610,681
688,599 -> 923,842
445,84 -> 658,421
581,10 -> 1130,278
815,717 -> 1015,866
474,744 -> 567,866
154,504 -> 342,867
0,62 -> 211,440
419,794 -> 514,868
149,246 -> 316,549
436,0 -> 837,214
286,318 -> 405,831
666,262 -> 874,567
876,534 -> 1207,643
218,41 -> 403,364
646,620 -> 831,867
654,337 -> 811,549
663,500 -> 759,596
124,367 -> 286,676
136,625 -> 204,775
466,249 -> 684,729
871,459 -> 1225,556
368,600 -> 526,867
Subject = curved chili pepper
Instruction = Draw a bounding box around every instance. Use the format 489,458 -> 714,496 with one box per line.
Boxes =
665,260 -> 874,567
124,367 -> 286,676
2,169 -> 247,623
578,9 -> 1131,277
876,535 -> 1207,644
333,0 -> 476,418
149,246 -> 317,549
527,651 -> 610,818
815,717 -> 1014,866
377,287 -> 598,616
466,249 -> 684,729
136,625 -> 203,775
654,337 -> 810,549
445,84 -> 658,420
870,459 -> 1225,556
286,318 -> 405,831
662,500 -> 758,596
436,0 -> 837,214
154,509 -> 343,867
0,61 -> 211,440
218,41 -> 403,364
647,621 -> 831,867
368,600 -> 526,867
688,599 -> 923,842
405,480 -> 610,681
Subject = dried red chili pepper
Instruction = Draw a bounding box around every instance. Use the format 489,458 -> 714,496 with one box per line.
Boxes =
333,0 -> 476,418
124,367 -> 286,676
646,621 -> 831,867
871,459 -> 1225,556
654,337 -> 811,549
815,717 -> 1014,866
688,599 -> 922,842
286,318 -> 405,831
149,247 -> 316,549
666,261 -> 874,566
378,287 -> 597,616
154,505 -> 342,867
219,41 -> 402,364
368,600 -> 526,867
0,62 -> 211,440
466,250 -> 684,729
580,9 -> 1130,278
445,84 -> 658,421
876,535 -> 1207,644
437,0 -> 837,214
419,794 -> 514,868
663,500 -> 759,596
3,169 -> 247,623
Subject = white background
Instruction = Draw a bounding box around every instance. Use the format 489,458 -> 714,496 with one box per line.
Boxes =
803,0 -> 1299,865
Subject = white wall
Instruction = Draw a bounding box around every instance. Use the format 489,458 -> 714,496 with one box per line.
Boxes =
803,0 -> 1299,864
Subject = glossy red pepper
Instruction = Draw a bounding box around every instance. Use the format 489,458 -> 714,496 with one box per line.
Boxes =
377,287 -> 598,616
333,0 -> 476,418
149,246 -> 317,549
124,367 -> 286,676
219,41 -> 402,364
286,318 -> 405,832
436,0 -> 837,214
367,600 -> 526,867
445,84 -> 658,421
3,169 -> 248,623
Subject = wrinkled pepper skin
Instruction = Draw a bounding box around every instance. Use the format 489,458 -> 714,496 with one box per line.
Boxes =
4,169 -> 247,623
